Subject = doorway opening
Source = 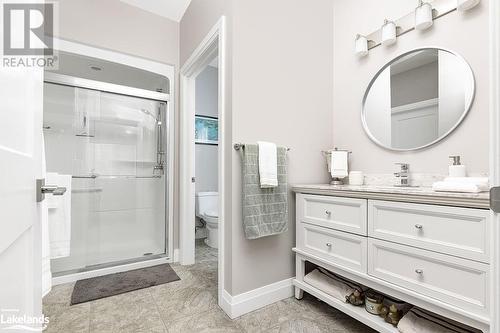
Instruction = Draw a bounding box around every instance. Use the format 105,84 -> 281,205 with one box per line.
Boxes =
179,17 -> 226,309
194,60 -> 219,264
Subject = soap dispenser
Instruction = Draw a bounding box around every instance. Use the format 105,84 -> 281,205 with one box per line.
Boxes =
449,156 -> 467,177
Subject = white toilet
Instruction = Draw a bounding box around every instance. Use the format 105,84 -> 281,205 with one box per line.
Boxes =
195,192 -> 219,248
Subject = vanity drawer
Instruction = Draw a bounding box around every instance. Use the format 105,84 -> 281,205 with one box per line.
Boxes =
368,239 -> 489,317
368,200 -> 490,263
297,194 -> 367,235
297,222 -> 367,273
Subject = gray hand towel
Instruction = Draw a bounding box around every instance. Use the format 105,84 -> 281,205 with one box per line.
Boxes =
240,144 -> 288,239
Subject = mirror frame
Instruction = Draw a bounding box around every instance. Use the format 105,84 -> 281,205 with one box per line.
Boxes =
361,47 -> 476,151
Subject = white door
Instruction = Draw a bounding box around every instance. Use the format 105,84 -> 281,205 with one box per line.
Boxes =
491,1 -> 500,332
391,100 -> 439,149
0,59 -> 44,329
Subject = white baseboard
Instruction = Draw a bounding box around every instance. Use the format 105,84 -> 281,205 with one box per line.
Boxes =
220,278 -> 294,319
173,248 -> 180,262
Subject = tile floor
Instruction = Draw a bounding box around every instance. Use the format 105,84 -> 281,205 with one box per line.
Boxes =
43,239 -> 377,333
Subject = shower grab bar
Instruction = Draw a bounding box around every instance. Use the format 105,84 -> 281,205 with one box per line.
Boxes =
72,175 -> 162,179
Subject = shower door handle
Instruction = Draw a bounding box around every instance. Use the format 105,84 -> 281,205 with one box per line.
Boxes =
36,179 -> 67,202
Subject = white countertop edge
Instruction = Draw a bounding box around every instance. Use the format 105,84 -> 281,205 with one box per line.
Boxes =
291,184 -> 490,209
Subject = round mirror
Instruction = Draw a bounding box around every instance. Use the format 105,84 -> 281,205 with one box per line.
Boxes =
362,48 -> 475,151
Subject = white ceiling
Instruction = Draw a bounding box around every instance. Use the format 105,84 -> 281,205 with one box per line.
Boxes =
120,0 -> 192,22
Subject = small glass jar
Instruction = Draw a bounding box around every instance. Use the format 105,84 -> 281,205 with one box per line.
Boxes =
365,292 -> 384,315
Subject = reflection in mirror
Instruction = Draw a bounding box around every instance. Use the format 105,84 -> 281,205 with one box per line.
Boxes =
362,48 -> 475,151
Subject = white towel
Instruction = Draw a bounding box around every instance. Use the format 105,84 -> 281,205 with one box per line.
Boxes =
398,308 -> 480,333
432,176 -> 489,193
46,172 -> 72,259
40,133 -> 52,297
432,181 -> 488,193
257,141 -> 278,188
331,151 -> 348,178
303,269 -> 356,303
443,177 -> 489,185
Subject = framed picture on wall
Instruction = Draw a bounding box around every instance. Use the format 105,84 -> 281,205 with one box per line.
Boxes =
195,115 -> 219,145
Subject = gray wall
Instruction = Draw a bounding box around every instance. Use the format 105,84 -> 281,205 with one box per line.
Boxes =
195,66 -> 219,193
54,0 -> 179,65
333,0 -> 489,174
229,0 -> 334,295
181,0 -> 334,295
180,0 -> 229,64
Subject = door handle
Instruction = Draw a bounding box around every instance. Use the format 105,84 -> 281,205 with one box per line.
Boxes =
36,179 -> 67,202
42,185 -> 67,195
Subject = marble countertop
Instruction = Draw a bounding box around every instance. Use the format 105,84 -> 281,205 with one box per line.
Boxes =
292,184 -> 490,209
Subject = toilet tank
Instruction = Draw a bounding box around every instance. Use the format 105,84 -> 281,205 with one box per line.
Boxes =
196,192 -> 219,216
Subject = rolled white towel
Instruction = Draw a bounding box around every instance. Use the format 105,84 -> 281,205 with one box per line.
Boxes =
303,269 -> 356,302
398,311 -> 458,333
398,308 -> 481,333
317,267 -> 367,292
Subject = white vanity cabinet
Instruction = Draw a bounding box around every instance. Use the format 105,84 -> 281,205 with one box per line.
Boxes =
293,187 -> 491,333
368,200 -> 490,263
298,195 -> 367,235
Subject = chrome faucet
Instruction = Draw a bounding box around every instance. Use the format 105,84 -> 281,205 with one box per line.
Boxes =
394,163 -> 410,187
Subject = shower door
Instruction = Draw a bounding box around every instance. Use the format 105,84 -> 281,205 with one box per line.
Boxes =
44,82 -> 168,274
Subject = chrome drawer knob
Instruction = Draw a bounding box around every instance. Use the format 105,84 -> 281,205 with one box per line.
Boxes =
325,210 -> 332,216
415,269 -> 424,275
326,243 -> 332,247
414,224 -> 423,230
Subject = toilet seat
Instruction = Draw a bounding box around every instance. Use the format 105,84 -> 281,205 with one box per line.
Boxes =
196,192 -> 219,249
202,214 -> 218,249
205,211 -> 218,218
202,213 -> 218,227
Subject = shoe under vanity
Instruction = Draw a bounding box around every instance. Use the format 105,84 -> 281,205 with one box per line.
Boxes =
292,184 -> 490,333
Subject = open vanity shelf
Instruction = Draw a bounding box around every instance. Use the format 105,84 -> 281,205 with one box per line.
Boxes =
295,278 -> 398,333
293,265 -> 399,333
292,184 -> 490,333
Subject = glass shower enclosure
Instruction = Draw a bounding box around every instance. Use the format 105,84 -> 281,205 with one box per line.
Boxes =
43,52 -> 170,276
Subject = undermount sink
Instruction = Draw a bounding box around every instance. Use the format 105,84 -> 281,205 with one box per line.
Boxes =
392,185 -> 420,188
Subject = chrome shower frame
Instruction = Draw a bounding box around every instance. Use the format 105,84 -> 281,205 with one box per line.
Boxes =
44,70 -> 173,283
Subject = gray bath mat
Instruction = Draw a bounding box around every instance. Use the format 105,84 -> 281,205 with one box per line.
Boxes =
70,264 -> 180,305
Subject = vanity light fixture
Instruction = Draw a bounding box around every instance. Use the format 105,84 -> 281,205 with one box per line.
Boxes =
457,0 -> 480,11
381,19 -> 397,46
355,34 -> 369,57
360,0 -> 474,53
415,0 -> 434,31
